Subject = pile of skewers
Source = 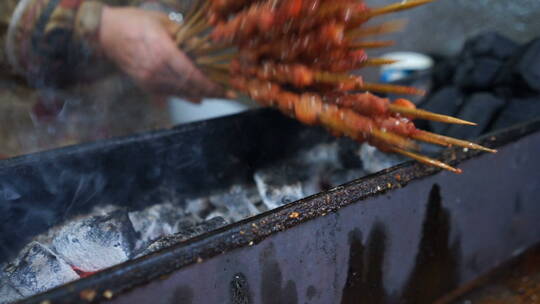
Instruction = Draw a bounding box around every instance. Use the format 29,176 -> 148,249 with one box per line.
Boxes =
175,0 -> 496,173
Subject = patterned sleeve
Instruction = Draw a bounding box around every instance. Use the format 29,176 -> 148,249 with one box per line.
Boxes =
5,0 -> 108,89
3,0 -> 191,89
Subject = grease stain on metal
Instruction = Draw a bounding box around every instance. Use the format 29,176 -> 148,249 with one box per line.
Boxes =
169,285 -> 193,304
260,243 -> 298,304
340,184 -> 462,303
306,285 -> 317,300
230,273 -> 251,304
341,224 -> 387,304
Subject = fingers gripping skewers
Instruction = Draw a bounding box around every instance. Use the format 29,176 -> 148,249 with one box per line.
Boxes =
176,0 -> 496,173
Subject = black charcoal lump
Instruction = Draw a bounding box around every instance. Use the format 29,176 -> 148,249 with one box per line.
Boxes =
492,97 -> 540,131
445,93 -> 506,139
420,87 -> 464,134
419,32 -> 540,136
453,57 -> 502,90
462,32 -> 518,60
515,39 -> 540,93
495,38 -> 540,95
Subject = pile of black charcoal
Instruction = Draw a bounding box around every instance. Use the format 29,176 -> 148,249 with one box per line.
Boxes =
417,32 -> 540,139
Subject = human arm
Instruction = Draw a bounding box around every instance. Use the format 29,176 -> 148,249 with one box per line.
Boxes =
1,0 -> 221,100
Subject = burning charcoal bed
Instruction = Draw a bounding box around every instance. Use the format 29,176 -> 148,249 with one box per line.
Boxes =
0,111 -> 388,302
0,109 -> 540,304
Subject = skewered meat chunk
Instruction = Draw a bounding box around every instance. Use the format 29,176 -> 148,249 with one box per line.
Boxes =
177,0 -> 496,173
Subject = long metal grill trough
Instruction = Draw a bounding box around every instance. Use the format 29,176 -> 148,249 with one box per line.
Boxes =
0,109 -> 539,304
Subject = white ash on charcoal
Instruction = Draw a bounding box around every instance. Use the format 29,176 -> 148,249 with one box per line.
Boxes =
4,242 -> 79,298
253,144 -> 336,210
254,162 -> 310,210
135,217 -> 228,258
31,204 -> 121,247
184,197 -> 214,221
300,142 -> 340,164
128,202 -> 194,251
302,141 -> 367,191
254,142 -> 368,209
51,210 -> 137,273
359,144 -> 407,174
0,277 -> 23,304
206,185 -> 264,222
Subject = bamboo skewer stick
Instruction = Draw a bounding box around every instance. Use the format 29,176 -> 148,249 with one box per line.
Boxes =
196,53 -> 236,65
366,0 -> 435,18
346,19 -> 407,39
349,40 -> 395,49
184,35 -> 211,53
360,82 -> 426,96
314,72 -> 357,83
390,147 -> 463,174
176,1 -> 209,44
361,58 -> 399,67
389,104 -> 476,125
411,131 -> 497,153
372,129 -> 420,151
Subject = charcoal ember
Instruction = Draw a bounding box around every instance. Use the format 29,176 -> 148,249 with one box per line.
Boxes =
301,163 -> 365,195
128,202 -> 190,251
453,57 -> 503,90
300,163 -> 337,196
254,142 -> 366,207
254,162 -> 307,210
33,205 -> 122,247
359,144 -> 406,174
203,209 -> 229,222
184,198 -> 214,221
298,143 -> 348,194
420,87 -> 465,134
445,93 -> 506,139
462,32 -> 518,60
492,97 -> 540,131
135,217 -> 228,257
0,278 -> 23,304
5,242 -> 79,298
300,142 -> 340,164
51,210 -> 137,272
207,185 -> 261,222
